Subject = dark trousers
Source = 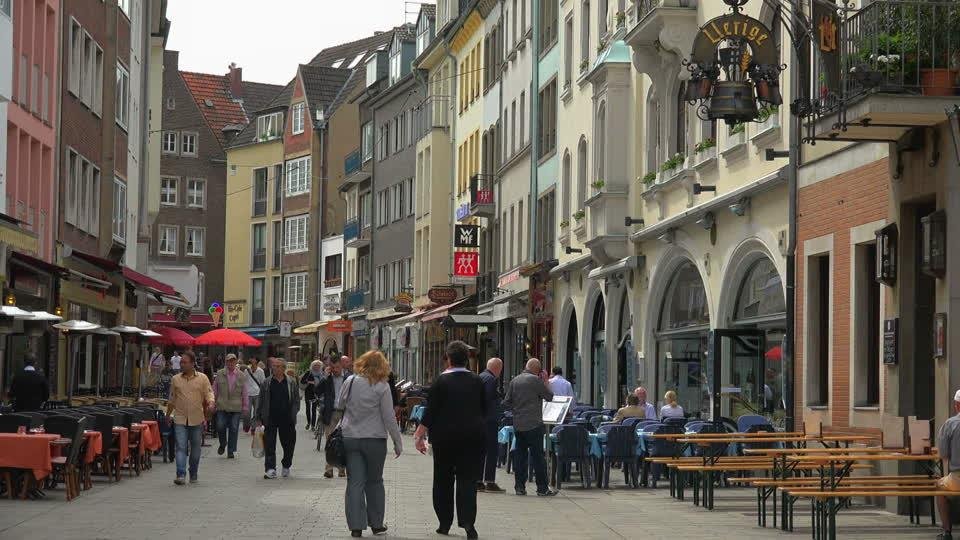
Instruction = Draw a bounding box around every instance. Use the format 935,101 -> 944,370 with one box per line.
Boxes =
432,442 -> 482,529
513,425 -> 549,493
215,411 -> 241,454
304,398 -> 318,427
264,422 -> 296,472
480,421 -> 499,483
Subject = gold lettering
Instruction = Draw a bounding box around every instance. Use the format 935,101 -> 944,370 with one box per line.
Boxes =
748,26 -> 760,41
722,22 -> 731,35
703,24 -> 724,44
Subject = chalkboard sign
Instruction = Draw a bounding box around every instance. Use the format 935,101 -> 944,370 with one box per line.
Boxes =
883,318 -> 898,365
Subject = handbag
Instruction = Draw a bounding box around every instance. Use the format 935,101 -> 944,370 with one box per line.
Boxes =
324,377 -> 355,469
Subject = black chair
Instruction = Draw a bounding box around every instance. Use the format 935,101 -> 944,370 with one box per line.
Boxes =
89,413 -> 119,482
43,416 -> 87,501
0,414 -> 32,433
553,425 -> 593,490
601,425 -> 640,488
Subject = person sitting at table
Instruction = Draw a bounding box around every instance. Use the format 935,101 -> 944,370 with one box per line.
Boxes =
935,388 -> 960,540
612,394 -> 646,423
632,386 -> 658,420
7,355 -> 49,412
659,390 -> 685,419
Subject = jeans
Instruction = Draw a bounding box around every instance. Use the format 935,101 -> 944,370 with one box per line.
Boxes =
264,422 -> 296,472
481,421 -> 499,483
243,395 -> 259,431
513,425 -> 549,493
305,398 -> 318,428
344,437 -> 387,531
174,423 -> 203,479
216,411 -> 242,454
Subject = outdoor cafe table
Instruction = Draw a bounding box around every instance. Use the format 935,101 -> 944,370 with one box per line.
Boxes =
132,422 -> 160,454
0,433 -> 60,499
112,427 -> 129,478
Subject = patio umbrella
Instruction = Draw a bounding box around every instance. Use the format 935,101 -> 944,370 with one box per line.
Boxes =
25,311 -> 63,321
149,325 -> 196,347
138,330 -> 162,398
194,328 -> 262,347
765,346 -> 782,362
53,320 -> 101,400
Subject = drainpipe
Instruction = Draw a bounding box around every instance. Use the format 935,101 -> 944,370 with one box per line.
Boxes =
368,103 -> 377,315
445,45 -> 458,281
529,0 -> 540,264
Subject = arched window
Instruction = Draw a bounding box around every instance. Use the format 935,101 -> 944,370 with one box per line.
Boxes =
659,261 -> 709,331
577,136 -> 588,210
596,103 -> 606,182
733,258 -> 786,321
675,83 -> 687,156
562,150 -> 572,222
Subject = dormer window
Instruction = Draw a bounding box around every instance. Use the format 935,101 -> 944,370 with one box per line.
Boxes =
257,112 -> 283,141
417,13 -> 433,55
389,45 -> 402,85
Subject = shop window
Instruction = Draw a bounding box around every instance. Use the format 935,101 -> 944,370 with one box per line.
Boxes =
854,243 -> 881,406
807,254 -> 831,406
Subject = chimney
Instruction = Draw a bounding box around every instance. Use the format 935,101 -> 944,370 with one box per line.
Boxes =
228,62 -> 243,99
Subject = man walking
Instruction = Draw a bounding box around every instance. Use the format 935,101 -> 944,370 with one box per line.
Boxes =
548,366 -> 575,407
255,358 -> 300,479
414,341 -> 487,539
318,356 -> 350,478
503,358 -> 556,497
241,360 -> 262,433
213,353 -> 248,459
300,359 -> 325,431
166,351 -> 214,485
170,350 -> 182,373
478,357 -> 505,493
7,355 -> 49,411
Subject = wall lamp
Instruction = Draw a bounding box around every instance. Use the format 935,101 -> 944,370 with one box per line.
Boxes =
692,183 -> 716,195
565,247 -> 583,254
729,197 -> 751,217
625,217 -> 645,227
765,148 -> 790,161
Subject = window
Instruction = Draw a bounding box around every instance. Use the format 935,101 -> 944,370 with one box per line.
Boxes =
284,273 -> 308,310
252,168 -> 267,216
271,276 -> 281,323
256,112 -> 283,140
113,177 -> 126,243
390,44 -> 402,84
598,0 -> 608,37
577,137 -> 588,210
272,221 -> 283,268
808,253 -> 831,406
115,63 -> 129,128
93,47 -> 104,116
378,122 -> 389,161
539,0 -> 558,52
291,102 -> 305,134
359,191 -> 372,228
564,16 -> 574,85
186,179 -> 205,208
596,103 -> 606,181
361,122 -> 374,161
580,1 -> 591,70
538,80 -> 557,158
160,177 -> 178,206
855,243 -> 881,406
71,24 -> 104,114
325,254 -> 343,284
66,146 -> 100,236
392,184 -> 403,222
181,132 -> 197,156
162,131 -> 178,154
375,265 -> 387,301
537,191 -> 556,261
273,164 -> 283,213
251,279 -> 265,325
510,101 -> 516,154
119,0 -> 131,17
284,214 -> 309,253
519,91 -> 526,146
376,189 -> 389,227
68,19 -> 81,96
251,223 -> 266,270
561,151 -> 571,224
285,156 -> 311,196
406,177 -> 415,216
417,14 -> 432,55
185,227 -> 204,256
158,226 -> 177,255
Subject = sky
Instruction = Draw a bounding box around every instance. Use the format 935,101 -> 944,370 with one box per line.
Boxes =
166,0 -> 422,84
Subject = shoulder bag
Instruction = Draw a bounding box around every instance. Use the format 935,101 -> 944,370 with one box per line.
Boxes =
324,376 -> 355,469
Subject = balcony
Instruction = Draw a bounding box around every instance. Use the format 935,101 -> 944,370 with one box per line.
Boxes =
624,1 -> 698,70
584,187 -> 630,265
342,287 -> 370,313
415,95 -> 451,142
467,174 -> 496,219
812,0 -> 959,142
343,218 -> 370,249
251,308 -> 265,326
342,148 -> 371,186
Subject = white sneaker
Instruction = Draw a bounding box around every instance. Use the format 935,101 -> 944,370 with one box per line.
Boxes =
281,467 -> 290,478
264,469 -> 277,479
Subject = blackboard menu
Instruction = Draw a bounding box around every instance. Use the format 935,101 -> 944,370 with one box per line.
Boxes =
883,318 -> 898,365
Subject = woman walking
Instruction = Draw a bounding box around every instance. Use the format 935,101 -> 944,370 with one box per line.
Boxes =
339,350 -> 403,537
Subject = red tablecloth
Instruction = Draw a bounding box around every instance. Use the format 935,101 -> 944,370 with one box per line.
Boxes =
0,433 -> 59,480
82,431 -> 103,464
141,420 -> 161,452
131,424 -> 157,455
113,427 -> 129,465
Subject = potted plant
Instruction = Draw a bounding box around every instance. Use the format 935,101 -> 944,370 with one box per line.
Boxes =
591,179 -> 605,190
730,123 -> 745,136
597,39 -> 607,54
659,152 -> 686,176
573,210 -> 586,222
694,138 -> 716,154
641,171 -> 657,185
757,105 -> 779,124
580,59 -> 589,72
615,11 -> 626,28
559,219 -> 570,228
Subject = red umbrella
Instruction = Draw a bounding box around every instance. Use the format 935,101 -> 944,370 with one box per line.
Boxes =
150,325 -> 196,347
194,328 -> 262,347
765,345 -> 782,361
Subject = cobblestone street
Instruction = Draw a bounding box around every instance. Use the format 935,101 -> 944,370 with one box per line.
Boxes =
0,415 -> 943,539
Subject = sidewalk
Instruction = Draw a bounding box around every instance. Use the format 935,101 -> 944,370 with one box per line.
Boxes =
0,417 -> 943,539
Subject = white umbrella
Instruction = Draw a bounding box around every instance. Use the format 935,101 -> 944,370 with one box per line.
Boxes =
139,330 -> 162,338
0,305 -> 34,319
111,325 -> 144,334
53,320 -> 101,400
53,320 -> 101,332
26,311 -> 63,322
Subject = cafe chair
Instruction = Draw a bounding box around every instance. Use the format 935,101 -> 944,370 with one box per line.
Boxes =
44,415 -> 87,501
0,414 -> 33,433
91,413 -> 119,482
640,423 -> 673,488
620,417 -> 643,430
127,428 -> 143,477
602,425 -> 640,489
736,414 -> 770,433
553,425 -> 593,490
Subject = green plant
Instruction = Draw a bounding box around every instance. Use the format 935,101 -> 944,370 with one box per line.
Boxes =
730,123 -> 745,135
559,219 -> 570,228
615,11 -> 626,27
591,179 -> 605,189
757,105 -> 779,123
580,59 -> 589,71
659,152 -> 686,173
597,39 -> 607,54
641,171 -> 657,184
572,210 -> 586,221
694,139 -> 716,154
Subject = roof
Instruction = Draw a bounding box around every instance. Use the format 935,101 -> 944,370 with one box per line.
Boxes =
243,80 -> 284,112
326,67 -> 365,120
299,65 -> 352,111
179,71 -> 283,148
393,23 -> 416,43
307,31 -> 394,68
419,4 -> 436,21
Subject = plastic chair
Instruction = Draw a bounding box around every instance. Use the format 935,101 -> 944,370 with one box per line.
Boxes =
640,423 -> 676,488
620,417 -> 643,430
553,425 -> 593,490
736,414 -> 769,433
663,416 -> 688,430
43,415 -> 87,501
602,425 -> 640,488
589,415 -> 604,432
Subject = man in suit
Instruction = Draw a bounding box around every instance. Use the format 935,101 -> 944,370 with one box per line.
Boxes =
414,341 -> 487,540
254,358 -> 300,479
317,355 -> 350,478
7,355 -> 49,412
477,357 -> 504,493
503,358 -> 556,497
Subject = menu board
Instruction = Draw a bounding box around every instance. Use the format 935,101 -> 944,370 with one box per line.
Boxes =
542,396 -> 574,425
883,318 -> 898,365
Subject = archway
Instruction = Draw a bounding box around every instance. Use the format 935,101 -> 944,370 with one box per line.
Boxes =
589,294 -> 606,407
615,288 -> 633,407
565,309 -> 579,399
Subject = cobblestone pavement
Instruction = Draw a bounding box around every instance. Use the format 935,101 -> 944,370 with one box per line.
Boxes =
0,416 -> 944,539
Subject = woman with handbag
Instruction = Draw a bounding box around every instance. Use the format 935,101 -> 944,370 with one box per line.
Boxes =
337,350 -> 403,537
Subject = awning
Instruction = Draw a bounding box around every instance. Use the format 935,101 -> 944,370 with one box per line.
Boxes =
587,255 -> 645,280
9,251 -> 69,277
148,313 -> 215,327
293,320 -> 329,334
449,313 -> 511,324
391,309 -> 425,324
549,253 -> 593,277
367,306 -> 405,322
421,297 -> 473,323
68,269 -> 112,289
70,249 -> 121,271
229,325 -> 278,338
122,266 -> 178,296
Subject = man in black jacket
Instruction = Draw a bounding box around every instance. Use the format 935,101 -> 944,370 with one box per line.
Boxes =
316,356 -> 349,478
477,357 -> 504,493
299,360 -> 325,431
414,341 -> 487,540
7,355 -> 49,412
255,358 -> 300,479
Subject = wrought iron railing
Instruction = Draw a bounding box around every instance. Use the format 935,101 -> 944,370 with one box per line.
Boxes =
251,249 -> 266,272
343,287 -> 369,312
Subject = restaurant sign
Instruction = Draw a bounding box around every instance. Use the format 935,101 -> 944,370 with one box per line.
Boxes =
225,301 -> 246,327
428,286 -> 458,305
327,319 -> 353,333
394,291 -> 414,313
455,203 -> 470,221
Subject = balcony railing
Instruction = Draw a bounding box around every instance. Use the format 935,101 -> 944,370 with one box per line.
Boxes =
344,149 -> 362,176
251,249 -> 266,272
344,218 -> 360,243
251,308 -> 265,326
468,174 -> 496,218
829,0 -> 959,106
415,96 -> 451,141
631,0 -> 696,26
343,287 -> 370,312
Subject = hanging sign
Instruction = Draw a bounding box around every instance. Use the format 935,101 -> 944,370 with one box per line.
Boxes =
453,251 -> 479,278
455,203 -> 471,221
327,319 -> 353,333
454,225 -> 480,248
394,292 -> 414,313
428,286 -> 458,305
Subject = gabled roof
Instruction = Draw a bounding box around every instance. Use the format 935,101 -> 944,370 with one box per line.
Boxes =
179,71 -> 283,148
244,81 -> 284,113
307,31 -> 394,68
299,65 -> 352,111
393,23 -> 416,43
326,67 -> 364,120
419,4 -> 436,21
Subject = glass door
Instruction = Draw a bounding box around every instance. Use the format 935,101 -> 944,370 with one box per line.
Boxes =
709,329 -> 766,424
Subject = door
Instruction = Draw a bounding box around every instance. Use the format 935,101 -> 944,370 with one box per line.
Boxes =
709,329 -> 767,424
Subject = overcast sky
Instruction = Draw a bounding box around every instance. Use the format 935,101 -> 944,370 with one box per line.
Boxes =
166,0 -> 422,84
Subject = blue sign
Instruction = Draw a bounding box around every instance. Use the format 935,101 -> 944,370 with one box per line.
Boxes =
455,203 -> 470,221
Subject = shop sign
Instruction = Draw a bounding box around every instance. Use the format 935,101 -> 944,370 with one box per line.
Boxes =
428,286 -> 458,305
279,321 -> 292,338
225,301 -> 246,327
454,225 -> 480,248
394,292 -> 414,313
455,203 -> 471,221
322,294 -> 340,314
473,188 -> 494,205
327,319 -> 353,333
498,268 -> 521,288
883,318 -> 898,365
453,251 -> 478,278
